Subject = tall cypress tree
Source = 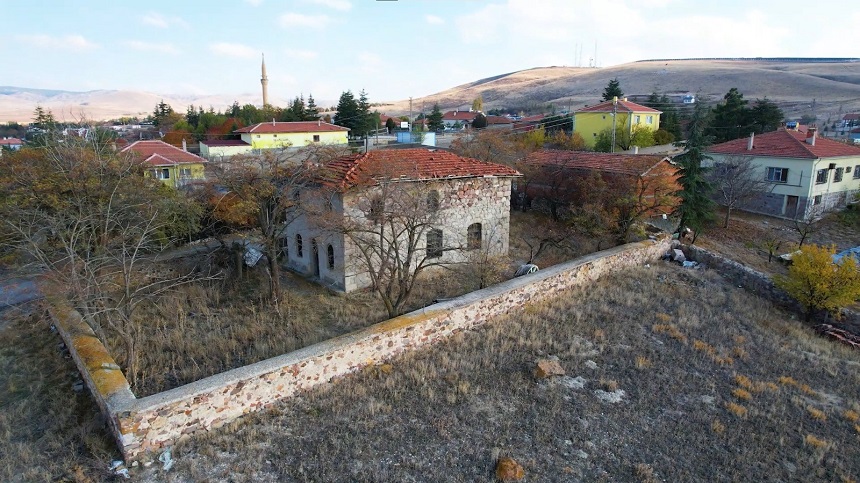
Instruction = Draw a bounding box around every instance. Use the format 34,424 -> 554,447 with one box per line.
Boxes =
601,78 -> 624,101
672,101 -> 715,243
334,90 -> 360,137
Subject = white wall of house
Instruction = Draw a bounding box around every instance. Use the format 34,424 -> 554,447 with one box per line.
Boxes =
284,177 -> 514,292
199,143 -> 252,159
708,153 -> 860,217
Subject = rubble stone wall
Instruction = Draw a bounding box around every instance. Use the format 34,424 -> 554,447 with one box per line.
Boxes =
49,236 -> 669,462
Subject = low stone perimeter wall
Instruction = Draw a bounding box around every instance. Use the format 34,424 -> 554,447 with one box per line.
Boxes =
48,236 -> 670,462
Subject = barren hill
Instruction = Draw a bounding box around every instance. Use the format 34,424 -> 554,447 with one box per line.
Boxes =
381,59 -> 860,122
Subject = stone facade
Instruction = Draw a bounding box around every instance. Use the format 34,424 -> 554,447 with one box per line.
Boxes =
48,236 -> 670,462
284,177 -> 513,292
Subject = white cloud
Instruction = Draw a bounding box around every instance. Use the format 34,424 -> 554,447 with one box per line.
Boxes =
425,14 -> 444,25
303,0 -> 352,11
17,34 -> 99,51
284,48 -> 319,60
245,0 -> 264,5
141,12 -> 190,29
279,12 -> 333,29
210,42 -> 258,59
124,40 -> 180,55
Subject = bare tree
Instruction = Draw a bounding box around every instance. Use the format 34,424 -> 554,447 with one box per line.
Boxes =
319,177 -> 463,318
708,155 -> 774,228
0,134 -> 218,387
790,204 -> 827,248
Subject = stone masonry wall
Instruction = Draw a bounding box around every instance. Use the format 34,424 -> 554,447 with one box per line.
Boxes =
49,236 -> 669,462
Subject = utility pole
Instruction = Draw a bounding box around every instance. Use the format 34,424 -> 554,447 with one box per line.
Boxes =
409,97 -> 413,130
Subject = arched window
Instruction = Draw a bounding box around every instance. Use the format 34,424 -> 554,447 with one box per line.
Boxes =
427,190 -> 440,212
296,234 -> 303,258
427,229 -> 443,258
467,223 -> 482,250
327,244 -> 335,270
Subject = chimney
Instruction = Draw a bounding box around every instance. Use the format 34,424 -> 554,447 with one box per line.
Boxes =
747,132 -> 754,151
623,97 -> 627,102
272,118 -> 276,126
182,138 -> 187,151
806,127 -> 817,146
633,146 -> 639,154
318,119 -> 321,126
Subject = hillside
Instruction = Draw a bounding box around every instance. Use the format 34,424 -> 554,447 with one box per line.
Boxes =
381,59 -> 860,121
4,59 -> 860,124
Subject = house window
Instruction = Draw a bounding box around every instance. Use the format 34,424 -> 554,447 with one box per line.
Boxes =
647,115 -> 654,124
815,169 -> 828,184
282,237 -> 289,258
426,229 -> 443,258
427,190 -> 440,212
327,244 -> 335,270
155,168 -> 170,179
854,165 -> 860,179
313,135 -> 320,142
273,134 -> 277,137
256,134 -> 261,138
766,167 -> 788,183
296,234 -> 303,258
467,223 -> 482,250
835,167 -> 844,182
635,115 -> 641,124
180,168 -> 191,178
813,195 -> 822,205
369,196 -> 384,223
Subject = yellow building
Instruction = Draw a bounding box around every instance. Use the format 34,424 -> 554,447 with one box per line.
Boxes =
235,121 -> 349,150
121,140 -> 207,188
574,98 -> 661,148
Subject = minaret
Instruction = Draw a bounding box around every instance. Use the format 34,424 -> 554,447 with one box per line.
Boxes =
260,53 -> 269,107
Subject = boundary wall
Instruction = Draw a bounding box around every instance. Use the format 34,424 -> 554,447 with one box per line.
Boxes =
48,236 -> 670,461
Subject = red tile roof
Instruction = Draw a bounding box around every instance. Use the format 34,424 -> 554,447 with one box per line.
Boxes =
575,99 -> 661,114
234,121 -> 349,134
708,129 -> 860,159
524,149 -> 671,177
843,113 -> 860,121
486,115 -> 513,125
442,111 -> 480,122
319,148 -> 521,190
0,138 -> 23,146
518,114 -> 546,123
121,140 -> 206,166
201,139 -> 251,147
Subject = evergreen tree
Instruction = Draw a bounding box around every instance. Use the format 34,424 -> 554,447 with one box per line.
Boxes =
708,88 -> 750,143
472,113 -> 488,129
427,104 -> 445,132
672,101 -> 715,242
185,105 -> 200,129
152,100 -> 174,127
334,90 -> 361,137
32,106 -> 56,130
305,94 -> 319,120
385,117 -> 396,134
601,78 -> 623,101
357,89 -> 372,138
229,101 -> 241,118
749,98 -> 784,134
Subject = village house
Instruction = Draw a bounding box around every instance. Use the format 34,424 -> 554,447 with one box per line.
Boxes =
199,121 -> 349,159
121,140 -> 207,188
573,98 -> 661,148
485,115 -> 514,130
515,149 -> 680,221
0,137 -> 24,153
707,127 -> 860,218
441,110 -> 480,130
283,148 -> 521,292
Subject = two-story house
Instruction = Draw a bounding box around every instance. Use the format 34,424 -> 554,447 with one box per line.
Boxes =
707,127 -> 860,218
121,140 -> 207,188
441,110 -> 480,130
573,98 -> 661,148
283,148 -> 521,292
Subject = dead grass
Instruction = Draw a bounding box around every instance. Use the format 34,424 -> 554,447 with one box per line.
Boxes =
7,260 -> 860,481
0,309 -> 116,482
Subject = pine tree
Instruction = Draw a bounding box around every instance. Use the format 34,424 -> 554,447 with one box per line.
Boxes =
428,104 -> 444,132
334,90 -> 360,137
708,88 -> 750,142
672,101 -> 715,242
305,94 -> 319,120
601,78 -> 623,101
357,90 -> 371,138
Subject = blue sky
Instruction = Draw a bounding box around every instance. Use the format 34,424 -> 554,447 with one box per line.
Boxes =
2,0 -> 857,105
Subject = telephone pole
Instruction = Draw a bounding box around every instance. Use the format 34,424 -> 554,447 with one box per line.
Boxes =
611,96 -> 618,153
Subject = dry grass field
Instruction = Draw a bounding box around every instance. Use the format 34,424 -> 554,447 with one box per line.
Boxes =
3,262 -> 858,482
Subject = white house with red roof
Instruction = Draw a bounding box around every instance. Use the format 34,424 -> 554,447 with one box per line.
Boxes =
121,140 -> 207,188
573,98 -> 661,148
283,148 -> 521,291
0,137 -> 24,153
441,110 -> 480,130
707,127 -> 860,218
